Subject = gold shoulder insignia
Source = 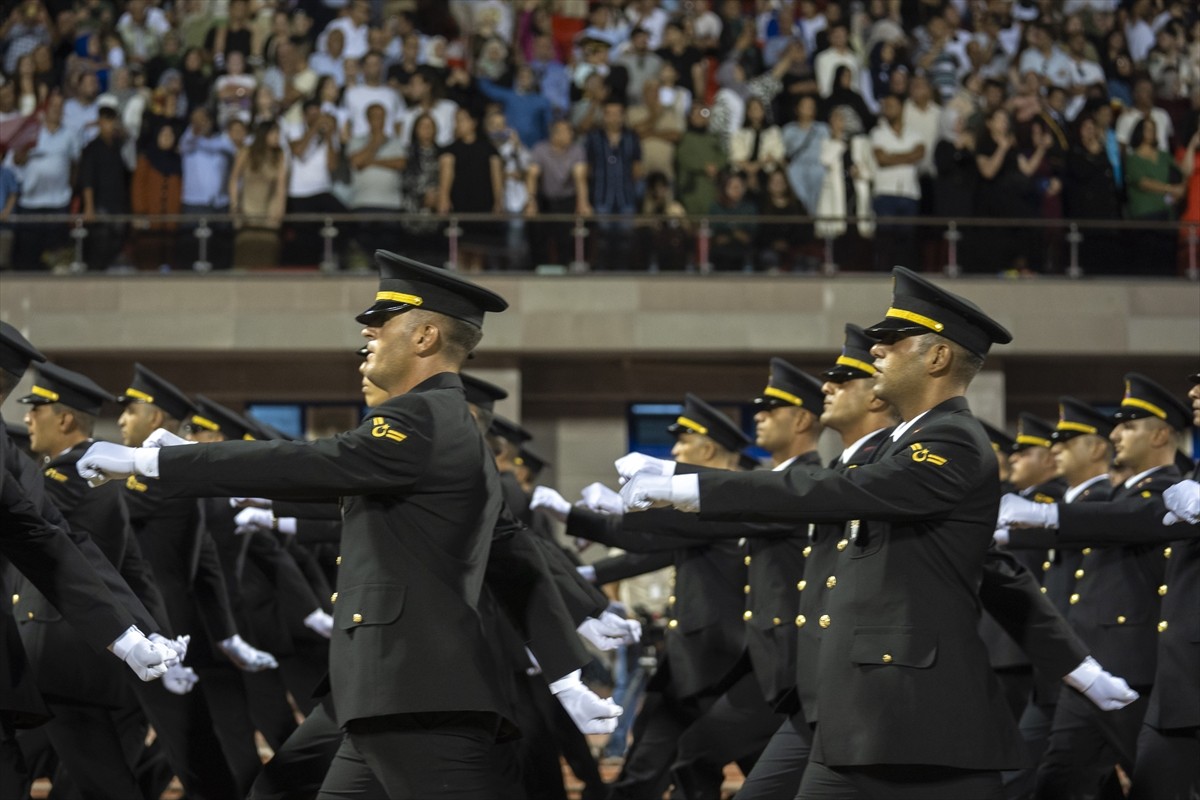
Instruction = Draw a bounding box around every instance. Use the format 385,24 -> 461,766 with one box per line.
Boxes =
126,475 -> 148,493
1141,490 -> 1152,498
370,419 -> 408,444
909,443 -> 947,466
1033,493 -> 1055,504
44,468 -> 69,483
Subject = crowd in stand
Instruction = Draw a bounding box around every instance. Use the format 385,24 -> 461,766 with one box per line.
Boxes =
0,0 -> 1197,275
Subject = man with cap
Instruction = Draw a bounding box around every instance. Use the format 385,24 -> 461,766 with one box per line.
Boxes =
1000,375 -> 1195,800
981,420 -> 1018,492
540,393 -> 750,800
0,322 -> 178,796
15,361 -> 185,799
621,267 -> 1036,798
76,252 -> 582,797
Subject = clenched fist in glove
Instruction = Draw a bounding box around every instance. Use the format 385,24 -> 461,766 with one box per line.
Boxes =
530,486 -> 571,522
549,670 -> 623,734
110,627 -> 178,681
1064,656 -> 1139,711
1162,479 -> 1199,526
141,428 -> 195,448
614,452 -> 676,484
577,611 -> 643,651
303,609 -> 334,639
150,633 -> 190,663
219,634 -> 278,672
621,472 -> 699,513
77,442 -> 160,485
998,493 -> 1058,529
162,664 -> 199,696
579,482 -> 624,515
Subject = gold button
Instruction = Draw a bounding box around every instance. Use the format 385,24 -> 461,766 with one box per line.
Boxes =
803,546 -> 812,557
1082,547 -> 1092,555
836,539 -> 848,551
818,614 -> 831,628
331,592 -> 338,603
336,556 -> 342,565
352,613 -> 363,624
668,595 -> 676,605
1158,585 -> 1167,597
826,576 -> 837,589
668,619 -> 678,629
1069,593 -> 1080,605
882,653 -> 893,664
1163,547 -> 1172,559
1040,587 -> 1048,594
1074,569 -> 1084,579
744,555 -> 752,566
1117,615 -> 1126,624
743,584 -> 751,594
796,580 -> 807,591
795,614 -> 806,627
11,594 -> 17,605
743,610 -> 753,621
772,617 -> 781,626
1042,561 -> 1051,572
26,611 -> 34,620
1158,620 -> 1168,633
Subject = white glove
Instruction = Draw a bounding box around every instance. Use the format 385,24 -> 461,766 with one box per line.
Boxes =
992,528 -> 1010,545
303,608 -> 334,639
530,486 -> 571,522
77,442 -> 160,484
579,482 -> 624,515
615,452 -> 676,484
110,626 -> 178,681
1163,479 -> 1200,525
577,610 -> 642,651
549,670 -> 623,734
230,497 -> 273,509
149,633 -> 190,663
577,565 -> 597,582
218,634 -> 278,672
1063,656 -> 1139,711
162,664 -> 199,695
998,493 -> 1058,529
141,428 -> 195,448
621,472 -> 700,513
234,507 -> 275,535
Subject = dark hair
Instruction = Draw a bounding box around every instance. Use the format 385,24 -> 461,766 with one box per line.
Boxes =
301,97 -> 320,113
248,120 -> 281,172
1129,118 -> 1155,149
408,111 -> 436,150
97,105 -> 118,120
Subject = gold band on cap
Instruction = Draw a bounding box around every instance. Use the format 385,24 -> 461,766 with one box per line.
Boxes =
31,385 -> 60,402
124,388 -> 155,403
675,416 -> 709,435
835,355 -> 877,375
990,442 -> 1002,452
243,433 -> 256,441
190,415 -> 220,432
1016,434 -> 1052,448
885,307 -> 944,333
1121,397 -> 1167,420
375,291 -> 424,306
1057,421 -> 1098,435
764,386 -> 804,406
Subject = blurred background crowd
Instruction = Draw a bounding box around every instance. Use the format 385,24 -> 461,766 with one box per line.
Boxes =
0,0 -> 1197,275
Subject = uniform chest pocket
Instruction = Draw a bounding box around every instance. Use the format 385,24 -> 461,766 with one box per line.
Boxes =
848,521 -> 887,559
334,584 -> 406,630
850,627 -> 938,668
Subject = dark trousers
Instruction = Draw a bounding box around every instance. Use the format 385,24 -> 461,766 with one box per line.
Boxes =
13,204 -> 70,271
799,761 -> 1004,800
531,195 -> 577,266
1128,724 -> 1200,800
610,681 -> 716,800
671,668 -> 783,799
36,700 -> 142,799
995,667 -> 1035,727
871,195 -> 918,272
242,668 -> 300,752
85,221 -> 127,271
250,697 -> 345,800
730,711 -> 813,800
1034,682 -> 1150,800
317,711 -> 500,800
590,203 -> 635,272
285,193 -> 345,268
1003,699 -> 1056,800
194,662 -> 265,797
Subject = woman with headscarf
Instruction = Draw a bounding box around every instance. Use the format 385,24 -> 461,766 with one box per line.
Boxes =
710,42 -> 803,149
675,104 -> 727,216
131,121 -> 183,269
180,47 -> 212,114
821,65 -> 875,136
863,39 -> 906,114
815,105 -> 874,263
156,68 -> 190,120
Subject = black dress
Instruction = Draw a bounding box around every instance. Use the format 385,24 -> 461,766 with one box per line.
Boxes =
974,135 -> 1033,272
1064,146 -> 1124,274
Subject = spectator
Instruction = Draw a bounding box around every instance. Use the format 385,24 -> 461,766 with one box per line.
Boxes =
974,107 -> 1049,272
437,107 -> 503,272
582,100 -> 642,270
1123,0 -> 1156,63
396,113 -> 441,258
6,92 -> 78,271
310,29 -> 347,87
485,110 -> 533,269
794,0 -> 828,58
205,0 -> 254,69
1066,112 -> 1123,274
570,72 -> 609,134
444,65 -> 487,125
345,102 -> 405,259
1104,48 -> 1135,107
821,64 -> 875,136
344,50 -> 403,139
180,48 -> 211,114
62,70 -> 101,146
863,40 -> 906,114
656,21 -> 704,100
0,156 -> 18,268
657,61 -> 694,120
1125,118 -> 1185,275
527,118 -> 588,266
98,67 -> 146,170
1063,31 -> 1106,121
816,105 -> 874,262
13,53 -> 48,115
618,26 -> 663,105
78,105 -> 129,270
1146,21 -> 1195,102
782,94 -> 829,215
527,33 -> 570,118
1117,76 -> 1175,153
213,51 -> 256,128
475,37 -> 512,85
756,168 -> 808,271
708,171 -> 756,271
179,105 -> 236,270
116,0 -> 166,65
869,93 -> 923,271
320,0 -> 371,62
478,65 -> 552,149
315,75 -> 349,136
690,0 -> 724,52
626,0 -> 669,50
711,40 -> 798,146
397,70 -> 457,148
1017,22 -> 1072,89
933,110 -> 978,268
229,120 -> 288,268
2,0 -> 52,75
915,14 -> 965,103
284,100 -> 343,268
815,23 -> 858,99
1177,123 -> 1200,269
675,105 -> 726,216
261,41 -> 318,129
386,32 -> 422,88
627,78 -> 685,181
637,170 -> 689,270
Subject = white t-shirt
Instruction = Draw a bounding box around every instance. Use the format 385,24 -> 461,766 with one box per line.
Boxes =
395,100 -> 458,149
871,122 -> 923,199
343,83 -> 404,139
321,17 -> 370,61
815,48 -> 859,98
347,135 -> 405,209
903,100 -> 941,176
1018,47 -> 1073,88
1115,106 -> 1173,151
1065,58 -> 1106,120
286,124 -> 335,198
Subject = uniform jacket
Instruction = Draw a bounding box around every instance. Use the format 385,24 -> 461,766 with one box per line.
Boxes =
696,397 -> 1026,769
156,373 -> 508,726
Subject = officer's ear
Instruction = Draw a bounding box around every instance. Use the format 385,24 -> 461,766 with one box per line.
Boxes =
411,321 -> 442,356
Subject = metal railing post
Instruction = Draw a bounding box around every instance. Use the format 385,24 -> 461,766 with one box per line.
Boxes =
1066,224 -> 1083,279
192,218 -> 212,272
444,217 -> 462,271
821,231 -> 837,276
569,217 -> 589,273
697,218 -> 712,274
68,218 -> 88,274
943,221 -> 961,278
319,217 -> 339,273
1187,224 -> 1198,281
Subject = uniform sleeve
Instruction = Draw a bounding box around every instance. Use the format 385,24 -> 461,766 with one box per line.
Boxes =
295,518 -> 343,545
1056,494 -> 1198,546
190,530 -> 238,643
118,520 -> 174,635
591,550 -> 675,585
622,506 -> 796,541
566,506 -> 696,553
530,534 -> 609,622
273,500 -> 342,520
245,530 -> 323,615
